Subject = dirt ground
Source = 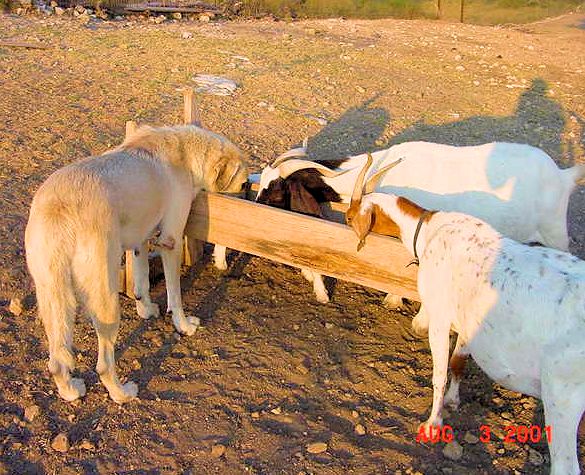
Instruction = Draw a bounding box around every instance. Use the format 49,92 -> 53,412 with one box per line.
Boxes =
1,9 -> 585,475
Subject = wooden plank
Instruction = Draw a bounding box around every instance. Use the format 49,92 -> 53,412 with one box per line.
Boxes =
0,40 -> 49,50
185,192 -> 419,300
124,5 -> 216,13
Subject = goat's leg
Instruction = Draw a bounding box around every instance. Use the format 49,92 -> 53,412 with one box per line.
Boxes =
419,313 -> 451,435
213,245 -> 228,271
541,337 -> 585,475
444,335 -> 468,409
301,268 -> 329,304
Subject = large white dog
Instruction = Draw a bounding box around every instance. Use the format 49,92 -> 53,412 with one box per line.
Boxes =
25,125 -> 248,403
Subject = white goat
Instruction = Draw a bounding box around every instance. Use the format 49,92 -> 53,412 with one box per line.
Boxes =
347,159 -> 585,474
255,141 -> 585,305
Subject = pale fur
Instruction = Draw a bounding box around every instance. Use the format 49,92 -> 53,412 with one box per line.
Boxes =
257,141 -> 585,307
25,125 -> 248,403
355,192 -> 585,475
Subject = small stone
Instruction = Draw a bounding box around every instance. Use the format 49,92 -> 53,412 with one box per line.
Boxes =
454,54 -> 462,60
9,298 -> 23,316
354,424 -> 366,436
172,12 -> 182,20
270,407 -> 282,415
463,431 -> 479,444
181,31 -> 193,39
501,412 -> 513,420
306,442 -> 327,454
67,414 -> 75,423
356,86 -> 365,93
293,324 -> 300,331
79,439 -> 95,450
351,410 -> 359,419
324,322 -> 334,329
211,444 -> 226,458
132,359 -> 142,370
455,65 -> 465,72
199,14 -> 210,22
51,433 -> 70,453
74,4 -> 85,13
497,448 -> 505,454
154,15 -> 166,24
251,412 -> 260,419
442,440 -> 463,461
296,365 -> 309,375
528,448 -> 544,465
54,6 -> 64,15
24,404 -> 40,422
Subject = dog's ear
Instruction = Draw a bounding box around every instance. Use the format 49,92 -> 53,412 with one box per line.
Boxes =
212,155 -> 247,193
351,207 -> 374,251
289,181 -> 322,217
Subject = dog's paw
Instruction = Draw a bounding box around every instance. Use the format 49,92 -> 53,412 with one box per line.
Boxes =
110,381 -> 138,404
383,293 -> 403,309
60,377 -> 86,402
174,316 -> 201,336
136,301 -> 160,320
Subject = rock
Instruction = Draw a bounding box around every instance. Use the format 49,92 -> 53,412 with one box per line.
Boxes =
78,439 -> 95,451
293,324 -> 300,331
211,444 -> 226,458
51,433 -> 70,453
528,448 -> 544,466
172,12 -> 182,20
356,86 -> 365,93
455,65 -> 465,72
463,431 -> 479,444
306,442 -> 327,454
501,412 -> 513,420
199,14 -> 210,22
74,4 -> 85,13
154,15 -> 166,24
270,407 -> 282,415
54,7 -> 64,15
24,405 -> 40,422
324,322 -> 334,329
351,410 -> 359,419
181,31 -> 193,39
251,411 -> 260,419
442,440 -> 463,461
9,298 -> 23,316
193,74 -> 237,96
354,424 -> 366,436
131,359 -> 141,370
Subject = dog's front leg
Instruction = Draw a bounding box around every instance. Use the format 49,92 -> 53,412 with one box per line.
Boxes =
160,236 -> 200,336
132,243 -> 160,320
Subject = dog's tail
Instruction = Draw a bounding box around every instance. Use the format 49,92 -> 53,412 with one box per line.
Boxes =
25,196 -> 78,382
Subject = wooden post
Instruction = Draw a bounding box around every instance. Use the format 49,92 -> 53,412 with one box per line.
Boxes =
123,120 -> 138,297
183,89 -> 204,266
436,0 -> 442,19
460,0 -> 465,22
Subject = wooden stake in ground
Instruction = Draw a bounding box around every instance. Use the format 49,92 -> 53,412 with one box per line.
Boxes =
182,89 -> 204,266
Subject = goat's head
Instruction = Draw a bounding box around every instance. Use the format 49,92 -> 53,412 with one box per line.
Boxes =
345,154 -> 403,250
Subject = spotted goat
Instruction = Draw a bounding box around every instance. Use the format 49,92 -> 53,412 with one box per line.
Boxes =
346,155 -> 585,475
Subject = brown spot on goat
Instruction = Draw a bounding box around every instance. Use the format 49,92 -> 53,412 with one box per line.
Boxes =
396,196 -> 433,222
449,353 -> 467,379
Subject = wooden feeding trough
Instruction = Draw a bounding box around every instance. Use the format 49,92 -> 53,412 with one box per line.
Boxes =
120,90 -> 420,301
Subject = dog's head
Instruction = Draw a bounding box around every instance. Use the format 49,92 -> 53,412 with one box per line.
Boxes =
202,137 -> 249,194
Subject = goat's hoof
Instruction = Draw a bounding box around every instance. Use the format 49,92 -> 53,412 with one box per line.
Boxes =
315,293 -> 330,304
383,294 -> 403,309
213,259 -> 228,271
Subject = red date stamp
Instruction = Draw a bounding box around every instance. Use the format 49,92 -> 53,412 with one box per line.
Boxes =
417,425 -> 552,444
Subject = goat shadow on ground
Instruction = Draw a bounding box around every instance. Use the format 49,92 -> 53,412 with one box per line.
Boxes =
388,78 -> 585,258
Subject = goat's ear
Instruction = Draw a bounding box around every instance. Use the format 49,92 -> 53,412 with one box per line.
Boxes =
289,181 -> 322,217
351,207 -> 373,252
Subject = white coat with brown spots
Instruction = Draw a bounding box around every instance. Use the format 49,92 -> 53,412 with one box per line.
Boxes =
350,192 -> 585,475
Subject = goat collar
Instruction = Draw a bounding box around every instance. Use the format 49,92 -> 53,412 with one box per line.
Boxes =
406,210 -> 433,267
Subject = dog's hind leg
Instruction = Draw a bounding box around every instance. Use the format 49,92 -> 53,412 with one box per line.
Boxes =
132,243 -> 160,320
74,237 -> 138,404
541,335 -> 585,475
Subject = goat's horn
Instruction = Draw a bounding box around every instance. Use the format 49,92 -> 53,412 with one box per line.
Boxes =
350,153 -> 373,207
279,159 -> 353,179
363,157 -> 403,194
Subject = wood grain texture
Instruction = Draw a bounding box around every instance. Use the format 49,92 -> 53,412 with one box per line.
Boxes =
185,192 -> 419,300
